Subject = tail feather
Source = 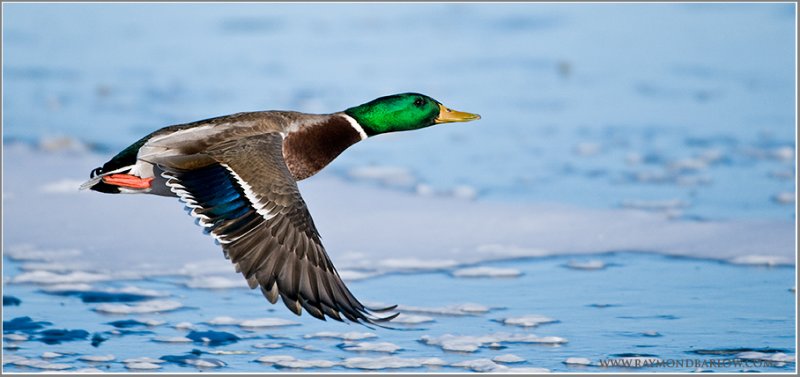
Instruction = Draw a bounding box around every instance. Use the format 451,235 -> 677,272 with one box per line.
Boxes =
80,165 -> 134,193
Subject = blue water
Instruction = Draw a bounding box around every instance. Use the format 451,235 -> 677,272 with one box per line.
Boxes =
3,253 -> 795,372
2,3 -> 796,373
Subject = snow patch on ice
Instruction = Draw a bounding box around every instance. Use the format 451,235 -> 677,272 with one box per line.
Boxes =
391,313 -> 435,325
342,356 -> 447,370
341,341 -> 402,353
125,362 -> 162,370
493,354 -> 526,363
184,276 -> 246,289
11,270 -> 111,285
338,269 -> 381,281
94,300 -> 183,314
500,314 -> 558,327
452,266 -> 522,278
78,354 -> 115,362
420,333 -> 568,353
8,357 -> 72,370
123,357 -> 165,364
4,333 -> 30,341
6,245 -> 82,262
729,255 -> 792,267
736,352 -> 795,363
377,258 -> 459,270
152,336 -> 193,343
564,357 -> 593,366
303,331 -> 378,341
204,316 -> 299,328
173,322 -> 195,330
565,260 -> 606,270
397,303 -> 492,316
256,355 -> 297,364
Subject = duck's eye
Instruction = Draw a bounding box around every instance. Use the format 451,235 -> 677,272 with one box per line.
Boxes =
413,98 -> 425,107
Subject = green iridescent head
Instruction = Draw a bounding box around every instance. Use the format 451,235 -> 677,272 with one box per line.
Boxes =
344,93 -> 480,136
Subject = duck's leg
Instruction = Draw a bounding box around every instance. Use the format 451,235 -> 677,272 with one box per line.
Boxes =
102,174 -> 154,189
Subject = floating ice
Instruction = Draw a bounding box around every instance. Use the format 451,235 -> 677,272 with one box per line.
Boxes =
256,355 -> 296,364
8,357 -> 72,370
564,357 -> 593,366
397,303 -> 492,316
736,352 -> 795,363
205,349 -> 254,355
493,354 -> 526,363
160,355 -> 226,368
174,322 -> 195,330
303,331 -> 378,341
341,356 -> 447,370
341,341 -> 402,353
19,261 -> 90,272
240,318 -> 299,328
338,269 -> 381,281
565,260 -> 606,270
377,258 -> 459,270
391,313 -> 435,325
500,315 -> 558,327
451,267 -> 522,278
420,333 -> 568,353
274,358 -> 338,369
74,368 -> 104,373
475,244 -> 549,258
152,336 -> 193,343
252,342 -> 315,351
3,355 -> 27,365
451,358 -> 506,372
11,270 -> 111,285
125,362 -> 162,370
184,276 -> 245,289
4,333 -> 29,341
453,359 -> 547,373
78,355 -> 115,362
506,367 -> 551,373
41,352 -> 64,359
204,316 -> 298,328
729,255 -> 791,267
206,316 -> 240,326
5,244 -> 82,261
123,357 -> 165,364
94,300 -> 183,314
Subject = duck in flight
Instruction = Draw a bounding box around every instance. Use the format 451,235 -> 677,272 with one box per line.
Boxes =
80,93 -> 481,326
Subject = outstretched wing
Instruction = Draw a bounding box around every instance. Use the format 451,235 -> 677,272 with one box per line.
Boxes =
159,133 -> 395,325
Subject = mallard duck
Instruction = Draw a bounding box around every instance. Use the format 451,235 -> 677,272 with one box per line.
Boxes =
80,93 -> 480,325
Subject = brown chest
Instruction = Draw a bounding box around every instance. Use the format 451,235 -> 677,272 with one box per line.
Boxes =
282,115 -> 364,181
